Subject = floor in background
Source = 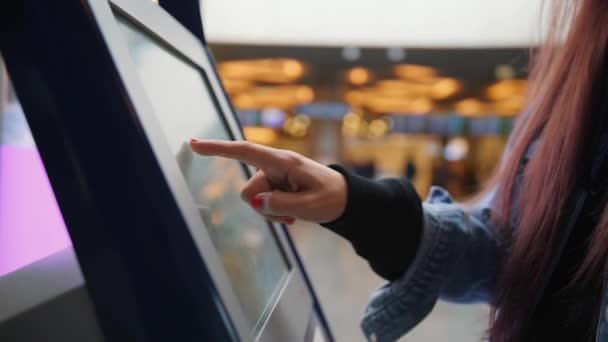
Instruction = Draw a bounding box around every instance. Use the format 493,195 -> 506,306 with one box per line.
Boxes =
290,221 -> 490,342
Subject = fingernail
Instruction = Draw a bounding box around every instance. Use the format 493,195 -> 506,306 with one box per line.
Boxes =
284,217 -> 295,225
190,138 -> 201,143
251,195 -> 264,210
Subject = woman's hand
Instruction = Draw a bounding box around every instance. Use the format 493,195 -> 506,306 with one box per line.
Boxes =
190,139 -> 347,225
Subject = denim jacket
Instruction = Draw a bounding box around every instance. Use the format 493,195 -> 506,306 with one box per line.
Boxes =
360,140 -> 608,342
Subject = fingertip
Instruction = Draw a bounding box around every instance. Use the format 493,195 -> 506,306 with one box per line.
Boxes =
190,138 -> 201,149
190,139 -> 228,154
190,139 -> 210,155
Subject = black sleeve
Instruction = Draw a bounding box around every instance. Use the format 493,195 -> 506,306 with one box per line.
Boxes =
320,165 -> 424,281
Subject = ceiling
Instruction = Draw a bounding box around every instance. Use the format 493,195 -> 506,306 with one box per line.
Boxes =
202,0 -> 546,47
210,45 -> 530,101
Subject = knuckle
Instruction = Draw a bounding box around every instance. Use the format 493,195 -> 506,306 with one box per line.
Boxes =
281,150 -> 303,166
235,140 -> 252,150
239,178 -> 257,201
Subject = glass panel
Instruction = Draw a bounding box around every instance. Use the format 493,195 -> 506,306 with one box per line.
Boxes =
115,18 -> 289,333
0,62 -> 72,277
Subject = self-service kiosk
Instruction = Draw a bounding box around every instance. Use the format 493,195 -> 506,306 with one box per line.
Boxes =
0,0 -> 332,341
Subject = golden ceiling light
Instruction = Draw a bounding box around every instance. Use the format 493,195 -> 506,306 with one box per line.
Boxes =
219,61 -> 250,79
250,93 -> 292,109
365,95 -> 434,114
232,85 -> 314,110
376,80 -> 432,96
344,90 -> 368,106
347,67 -> 371,86
486,79 -> 527,101
394,64 -> 439,82
410,98 -> 434,113
282,59 -> 305,78
234,93 -> 256,109
346,82 -> 432,109
219,58 -> 306,84
295,86 -> 315,103
346,82 -> 438,113
366,95 -> 408,113
455,98 -> 484,116
430,78 -> 461,100
492,94 -> 525,115
243,127 -> 278,145
222,79 -> 254,94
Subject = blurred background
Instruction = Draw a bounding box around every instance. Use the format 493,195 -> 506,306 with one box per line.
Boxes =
1,0 -> 546,340
208,47 -> 514,342
201,1 -> 540,340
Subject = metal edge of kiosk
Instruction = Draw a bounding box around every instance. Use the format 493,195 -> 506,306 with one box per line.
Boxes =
0,0 -> 332,341
155,0 -> 334,340
0,249 -> 103,341
154,1 -> 334,338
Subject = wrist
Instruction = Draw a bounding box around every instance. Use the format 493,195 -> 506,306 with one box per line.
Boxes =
321,168 -> 348,223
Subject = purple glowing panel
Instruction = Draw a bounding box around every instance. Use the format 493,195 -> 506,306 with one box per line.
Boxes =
0,145 -> 71,277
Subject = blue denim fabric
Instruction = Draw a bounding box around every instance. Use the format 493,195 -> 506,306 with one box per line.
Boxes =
359,138 -> 608,342
361,187 -> 500,342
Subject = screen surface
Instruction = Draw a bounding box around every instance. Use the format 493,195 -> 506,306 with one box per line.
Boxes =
115,17 -> 288,333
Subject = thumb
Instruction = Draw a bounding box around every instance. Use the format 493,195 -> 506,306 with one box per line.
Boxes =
251,191 -> 307,217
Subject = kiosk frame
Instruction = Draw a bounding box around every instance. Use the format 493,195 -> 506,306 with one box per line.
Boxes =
0,0 -> 332,341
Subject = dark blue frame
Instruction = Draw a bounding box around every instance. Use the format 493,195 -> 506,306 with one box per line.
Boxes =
0,1 -> 236,340
0,0 -> 333,341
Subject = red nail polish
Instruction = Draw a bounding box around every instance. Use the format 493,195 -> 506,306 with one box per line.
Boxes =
285,218 -> 295,225
251,196 -> 264,209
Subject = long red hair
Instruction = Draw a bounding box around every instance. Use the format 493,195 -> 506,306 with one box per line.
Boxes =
488,0 -> 608,340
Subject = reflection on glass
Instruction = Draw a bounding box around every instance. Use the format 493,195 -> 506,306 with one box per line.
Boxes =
0,64 -> 71,277
116,18 -> 288,333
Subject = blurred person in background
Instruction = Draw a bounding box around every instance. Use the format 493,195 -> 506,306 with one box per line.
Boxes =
351,159 -> 376,179
404,158 -> 417,181
191,0 -> 608,340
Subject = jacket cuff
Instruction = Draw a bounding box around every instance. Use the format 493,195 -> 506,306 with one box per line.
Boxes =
320,164 -> 424,281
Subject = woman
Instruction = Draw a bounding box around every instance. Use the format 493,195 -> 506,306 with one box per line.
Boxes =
192,0 -> 608,340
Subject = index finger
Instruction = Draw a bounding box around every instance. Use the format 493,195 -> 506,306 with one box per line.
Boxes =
190,139 -> 281,170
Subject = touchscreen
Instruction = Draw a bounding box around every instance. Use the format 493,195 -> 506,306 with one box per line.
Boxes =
115,18 -> 288,332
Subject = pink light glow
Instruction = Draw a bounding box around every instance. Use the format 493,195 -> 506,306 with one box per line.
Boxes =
0,145 -> 72,277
